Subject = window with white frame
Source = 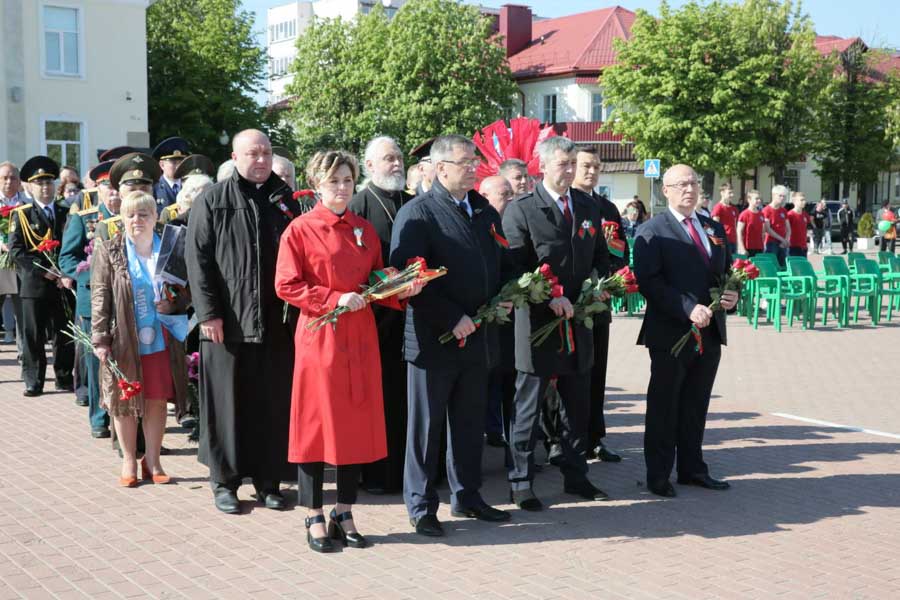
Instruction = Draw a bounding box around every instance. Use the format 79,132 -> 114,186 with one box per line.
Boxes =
43,5 -> 81,76
784,169 -> 799,194
543,94 -> 557,124
44,121 -> 83,173
269,20 -> 297,43
591,93 -> 603,121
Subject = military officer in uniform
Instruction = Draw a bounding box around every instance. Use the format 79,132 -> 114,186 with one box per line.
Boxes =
8,156 -> 75,396
96,153 -> 161,242
152,136 -> 190,213
67,147 -> 137,215
159,154 -> 215,225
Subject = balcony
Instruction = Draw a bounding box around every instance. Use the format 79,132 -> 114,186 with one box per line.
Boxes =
549,121 -> 636,162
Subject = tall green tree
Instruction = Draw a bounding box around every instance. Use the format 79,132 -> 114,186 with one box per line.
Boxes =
147,0 -> 268,160
601,0 -> 831,179
285,0 -> 517,161
815,45 -> 898,207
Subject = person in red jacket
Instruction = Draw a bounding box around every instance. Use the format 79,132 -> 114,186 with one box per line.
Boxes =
762,185 -> 791,266
737,190 -> 766,257
711,182 -> 739,254
786,192 -> 812,257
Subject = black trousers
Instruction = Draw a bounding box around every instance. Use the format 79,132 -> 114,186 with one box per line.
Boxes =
644,342 -> 721,485
404,363 -> 489,518
297,463 -> 361,509
20,295 -> 73,390
509,371 -> 591,491
840,225 -> 854,251
588,320 -> 611,447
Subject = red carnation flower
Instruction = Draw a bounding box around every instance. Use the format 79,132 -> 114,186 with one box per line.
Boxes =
538,263 -> 555,280
550,284 -> 564,298
406,256 -> 428,270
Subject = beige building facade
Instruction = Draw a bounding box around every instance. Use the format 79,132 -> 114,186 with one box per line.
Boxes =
0,0 -> 150,174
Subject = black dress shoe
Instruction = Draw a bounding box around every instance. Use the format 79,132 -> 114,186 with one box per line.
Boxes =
74,396 -> 89,407
305,514 -> 337,553
410,514 -> 444,537
329,509 -> 368,548
677,474 -> 731,490
91,427 -> 111,439
214,489 -> 241,514
546,443 -> 565,466
485,431 -> 506,448
510,489 -> 544,511
451,503 -> 511,522
55,381 -> 74,392
648,481 -> 677,497
179,416 -> 198,429
564,481 -> 609,501
594,443 -> 622,463
23,388 -> 42,397
256,490 -> 286,510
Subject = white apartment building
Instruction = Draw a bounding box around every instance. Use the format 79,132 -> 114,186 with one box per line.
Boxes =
0,0 -> 151,173
266,0 -> 406,105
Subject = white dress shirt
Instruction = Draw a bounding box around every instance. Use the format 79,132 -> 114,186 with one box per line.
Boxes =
668,206 -> 711,255
544,186 -> 575,232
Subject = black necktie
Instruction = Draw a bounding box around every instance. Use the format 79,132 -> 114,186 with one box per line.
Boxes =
43,205 -> 54,224
457,200 -> 470,222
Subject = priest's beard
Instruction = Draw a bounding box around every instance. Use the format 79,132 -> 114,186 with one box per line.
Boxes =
372,172 -> 406,192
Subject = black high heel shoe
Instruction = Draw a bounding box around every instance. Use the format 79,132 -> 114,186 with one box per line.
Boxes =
329,508 -> 368,548
305,514 -> 337,553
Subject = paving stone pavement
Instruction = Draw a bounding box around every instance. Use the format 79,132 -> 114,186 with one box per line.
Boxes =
1,307 -> 899,599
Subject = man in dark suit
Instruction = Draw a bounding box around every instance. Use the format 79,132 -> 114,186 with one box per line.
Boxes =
501,136 -> 610,511
390,134 -> 514,537
8,156 -> 75,396
349,136 -> 412,494
633,164 -> 738,498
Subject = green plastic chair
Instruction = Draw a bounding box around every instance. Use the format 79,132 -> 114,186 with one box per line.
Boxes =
877,251 -> 894,274
846,252 -> 865,274
787,257 -> 847,327
822,256 -> 880,325
857,258 -> 900,321
748,260 -> 811,331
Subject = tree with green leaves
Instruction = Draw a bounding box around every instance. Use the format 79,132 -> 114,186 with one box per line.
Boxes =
285,0 -> 517,161
601,0 -> 831,180
147,0 -> 268,160
814,44 -> 898,207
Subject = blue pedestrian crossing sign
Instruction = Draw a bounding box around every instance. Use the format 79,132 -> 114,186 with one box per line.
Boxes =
644,159 -> 661,178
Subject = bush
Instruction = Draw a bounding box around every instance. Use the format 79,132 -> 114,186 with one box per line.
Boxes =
858,212 -> 875,238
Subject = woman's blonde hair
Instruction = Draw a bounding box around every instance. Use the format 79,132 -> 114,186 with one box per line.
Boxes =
120,190 -> 157,217
305,150 -> 359,189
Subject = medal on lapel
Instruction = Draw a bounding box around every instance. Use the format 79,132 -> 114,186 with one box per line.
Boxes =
704,226 -> 724,246
578,219 -> 596,239
353,227 -> 365,248
490,223 -> 509,248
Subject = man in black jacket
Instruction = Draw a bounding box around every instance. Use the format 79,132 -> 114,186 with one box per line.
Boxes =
502,136 -> 610,511
349,136 -> 411,494
633,164 -> 737,498
186,129 -> 302,514
390,134 -> 514,537
8,156 -> 75,396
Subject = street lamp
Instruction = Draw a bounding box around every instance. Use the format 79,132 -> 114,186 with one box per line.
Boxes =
219,130 -> 229,146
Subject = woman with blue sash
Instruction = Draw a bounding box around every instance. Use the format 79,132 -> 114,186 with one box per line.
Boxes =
91,191 -> 191,487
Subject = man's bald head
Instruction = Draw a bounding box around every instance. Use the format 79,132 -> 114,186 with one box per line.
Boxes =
661,164 -> 700,217
231,129 -> 273,183
480,175 -> 514,216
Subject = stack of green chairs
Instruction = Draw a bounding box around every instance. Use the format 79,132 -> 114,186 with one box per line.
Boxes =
786,256 -> 847,327
856,258 -> 900,321
747,260 -> 811,331
822,256 -> 880,325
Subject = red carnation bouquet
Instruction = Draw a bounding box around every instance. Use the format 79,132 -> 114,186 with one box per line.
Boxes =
63,322 -> 142,401
530,266 -> 639,352
438,263 -> 557,346
305,257 -> 446,332
0,203 -> 21,269
34,238 -> 64,278
670,258 -> 760,357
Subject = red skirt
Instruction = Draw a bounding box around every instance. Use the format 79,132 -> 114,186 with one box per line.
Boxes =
140,349 -> 175,401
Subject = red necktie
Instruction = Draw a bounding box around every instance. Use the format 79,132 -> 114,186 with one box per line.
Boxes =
560,195 -> 573,225
684,217 -> 710,265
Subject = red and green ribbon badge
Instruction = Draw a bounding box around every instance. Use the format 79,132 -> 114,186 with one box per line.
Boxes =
578,220 -> 596,239
490,223 -> 509,248
558,320 -> 576,354
607,238 -> 626,259
690,325 -> 704,355
458,318 -> 482,348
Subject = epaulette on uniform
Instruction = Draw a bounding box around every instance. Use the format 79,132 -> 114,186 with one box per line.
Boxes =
77,206 -> 100,218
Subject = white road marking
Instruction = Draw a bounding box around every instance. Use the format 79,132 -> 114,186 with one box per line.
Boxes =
772,412 -> 900,440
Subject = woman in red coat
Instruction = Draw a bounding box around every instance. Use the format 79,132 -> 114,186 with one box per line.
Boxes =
275,151 -> 423,553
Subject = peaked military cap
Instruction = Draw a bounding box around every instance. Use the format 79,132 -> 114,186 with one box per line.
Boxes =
409,137 -> 436,162
110,152 -> 162,190
152,137 -> 190,161
173,154 -> 215,181
98,146 -> 137,162
20,155 -> 60,182
89,160 -> 115,185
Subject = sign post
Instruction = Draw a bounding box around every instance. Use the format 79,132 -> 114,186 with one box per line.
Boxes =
644,159 -> 661,216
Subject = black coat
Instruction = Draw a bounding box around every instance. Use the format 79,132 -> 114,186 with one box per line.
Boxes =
389,179 -> 515,369
502,183 -> 609,376
633,210 -> 730,350
592,191 -> 629,325
186,170 -> 301,343
8,199 -> 71,299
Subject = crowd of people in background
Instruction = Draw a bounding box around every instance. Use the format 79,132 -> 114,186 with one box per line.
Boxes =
1,128 -> 895,554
